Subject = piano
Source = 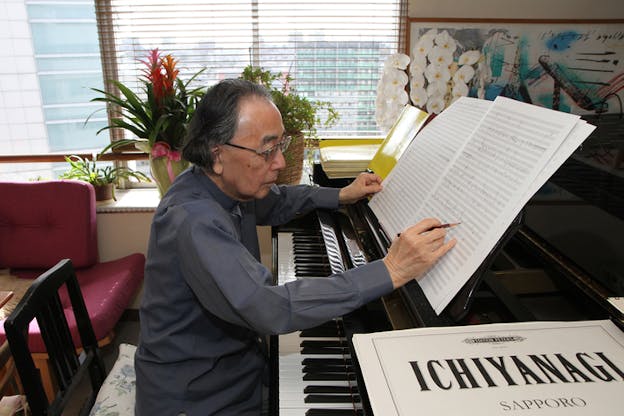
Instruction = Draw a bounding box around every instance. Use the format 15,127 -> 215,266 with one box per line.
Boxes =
270,113 -> 624,415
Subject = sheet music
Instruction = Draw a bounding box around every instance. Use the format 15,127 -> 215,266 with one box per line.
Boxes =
369,97 -> 492,238
370,96 -> 590,314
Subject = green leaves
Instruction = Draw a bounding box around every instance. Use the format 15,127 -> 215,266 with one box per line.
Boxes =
90,52 -> 206,152
240,65 -> 339,139
60,154 -> 150,187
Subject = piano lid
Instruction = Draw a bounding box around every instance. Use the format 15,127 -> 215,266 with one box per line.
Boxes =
526,113 -> 624,297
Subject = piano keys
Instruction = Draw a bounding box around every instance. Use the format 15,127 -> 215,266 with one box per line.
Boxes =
275,225 -> 365,415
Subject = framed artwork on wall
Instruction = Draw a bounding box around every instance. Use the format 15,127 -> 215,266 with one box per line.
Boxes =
407,18 -> 624,116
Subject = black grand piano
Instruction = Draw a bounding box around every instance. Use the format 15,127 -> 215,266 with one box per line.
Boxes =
270,114 -> 624,415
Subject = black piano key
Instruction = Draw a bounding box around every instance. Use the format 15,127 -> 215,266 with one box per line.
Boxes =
304,385 -> 358,394
301,346 -> 350,355
301,340 -> 346,348
293,242 -> 325,248
294,254 -> 329,261
296,271 -> 331,277
305,409 -> 363,416
303,372 -> 356,381
295,266 -> 332,274
305,394 -> 360,404
303,365 -> 354,374
302,358 -> 352,366
300,322 -> 343,338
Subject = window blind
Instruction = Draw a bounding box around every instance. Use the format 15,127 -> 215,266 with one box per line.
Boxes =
94,0 -> 403,137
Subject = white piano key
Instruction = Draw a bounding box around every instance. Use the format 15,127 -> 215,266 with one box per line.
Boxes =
278,331 -> 361,413
276,229 -> 362,414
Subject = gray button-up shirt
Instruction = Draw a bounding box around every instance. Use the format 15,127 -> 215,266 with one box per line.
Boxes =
135,166 -> 393,415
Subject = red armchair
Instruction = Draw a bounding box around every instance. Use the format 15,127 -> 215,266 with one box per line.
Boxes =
0,180 -> 145,398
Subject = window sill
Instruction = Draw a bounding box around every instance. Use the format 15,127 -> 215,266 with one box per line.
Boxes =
96,188 -> 160,213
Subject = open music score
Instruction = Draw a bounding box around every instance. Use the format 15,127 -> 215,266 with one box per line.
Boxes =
368,96 -> 595,314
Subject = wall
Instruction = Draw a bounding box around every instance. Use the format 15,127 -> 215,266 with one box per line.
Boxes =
408,0 -> 624,19
97,211 -> 153,308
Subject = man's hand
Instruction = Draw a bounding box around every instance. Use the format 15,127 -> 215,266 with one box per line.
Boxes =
383,218 -> 457,289
338,172 -> 383,205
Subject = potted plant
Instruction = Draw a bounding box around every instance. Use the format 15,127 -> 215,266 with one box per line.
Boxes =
89,48 -> 206,195
240,65 -> 339,184
60,152 -> 150,201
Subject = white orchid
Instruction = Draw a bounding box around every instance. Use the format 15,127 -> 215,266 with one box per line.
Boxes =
451,80 -> 469,100
428,46 -> 454,68
383,68 -> 409,89
409,70 -> 425,90
410,54 -> 427,72
453,65 -> 476,84
458,50 -> 481,66
426,94 -> 446,114
409,87 -> 428,107
420,29 -> 438,44
424,63 -> 451,85
376,30 -> 483,129
426,80 -> 447,97
384,53 -> 410,70
434,31 -> 457,54
412,36 -> 434,59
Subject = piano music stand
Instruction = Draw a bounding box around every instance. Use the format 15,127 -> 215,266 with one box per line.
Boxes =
357,200 -> 527,326
444,210 -> 525,322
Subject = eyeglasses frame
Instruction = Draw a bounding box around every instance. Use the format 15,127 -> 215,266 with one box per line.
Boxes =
223,135 -> 292,162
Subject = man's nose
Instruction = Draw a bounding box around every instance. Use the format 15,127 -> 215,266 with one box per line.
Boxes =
271,148 -> 287,170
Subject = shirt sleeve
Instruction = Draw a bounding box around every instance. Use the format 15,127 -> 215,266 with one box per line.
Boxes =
176,205 -> 393,335
254,184 -> 340,226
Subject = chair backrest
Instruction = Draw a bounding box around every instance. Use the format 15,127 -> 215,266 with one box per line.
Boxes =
3,259 -> 106,416
0,180 -> 98,270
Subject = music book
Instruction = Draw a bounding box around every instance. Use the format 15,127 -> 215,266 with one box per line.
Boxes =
352,319 -> 624,415
368,96 -> 595,314
319,138 -> 383,179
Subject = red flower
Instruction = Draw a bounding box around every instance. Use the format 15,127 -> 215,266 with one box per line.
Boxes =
91,48 -> 206,151
141,48 -> 179,108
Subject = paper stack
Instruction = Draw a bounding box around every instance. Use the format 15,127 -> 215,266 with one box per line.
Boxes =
319,139 -> 382,179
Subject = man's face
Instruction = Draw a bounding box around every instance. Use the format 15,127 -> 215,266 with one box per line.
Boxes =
210,96 -> 287,201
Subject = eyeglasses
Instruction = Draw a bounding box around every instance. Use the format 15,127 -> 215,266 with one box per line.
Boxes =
224,135 -> 292,162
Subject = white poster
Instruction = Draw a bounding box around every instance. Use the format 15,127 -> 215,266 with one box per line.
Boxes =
353,320 -> 624,415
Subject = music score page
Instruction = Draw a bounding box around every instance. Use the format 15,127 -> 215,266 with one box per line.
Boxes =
369,96 -> 594,314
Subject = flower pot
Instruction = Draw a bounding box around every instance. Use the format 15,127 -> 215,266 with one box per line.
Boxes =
94,183 -> 114,201
276,132 -> 305,185
149,145 -> 190,198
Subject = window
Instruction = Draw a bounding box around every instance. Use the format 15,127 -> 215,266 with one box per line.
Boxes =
97,0 -> 403,137
1,0 -> 404,182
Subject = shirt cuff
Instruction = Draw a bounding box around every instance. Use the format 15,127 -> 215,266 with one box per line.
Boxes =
314,187 -> 341,210
346,259 -> 394,304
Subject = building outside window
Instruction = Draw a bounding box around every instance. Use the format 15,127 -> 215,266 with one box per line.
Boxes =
1,0 -> 403,182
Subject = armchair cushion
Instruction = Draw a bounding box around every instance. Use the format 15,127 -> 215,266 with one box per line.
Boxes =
0,180 -> 97,269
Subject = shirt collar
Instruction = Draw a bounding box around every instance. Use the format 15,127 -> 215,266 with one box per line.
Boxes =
190,165 -> 240,214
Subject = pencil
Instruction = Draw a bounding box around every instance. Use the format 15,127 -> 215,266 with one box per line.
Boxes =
434,222 -> 461,229
396,222 -> 460,237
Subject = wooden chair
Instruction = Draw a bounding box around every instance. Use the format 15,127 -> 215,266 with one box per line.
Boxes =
3,259 -> 107,416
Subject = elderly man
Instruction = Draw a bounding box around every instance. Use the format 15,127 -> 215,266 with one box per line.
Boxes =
135,78 -> 456,415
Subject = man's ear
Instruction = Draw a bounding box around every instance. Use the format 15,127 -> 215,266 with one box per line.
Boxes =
212,146 -> 224,175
